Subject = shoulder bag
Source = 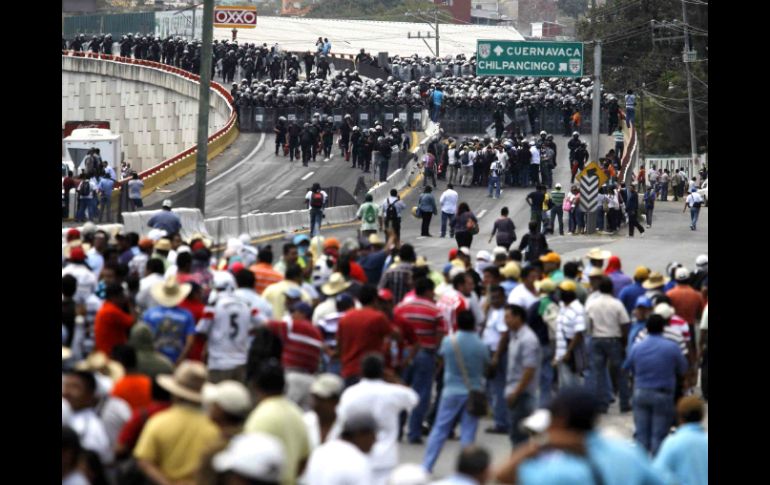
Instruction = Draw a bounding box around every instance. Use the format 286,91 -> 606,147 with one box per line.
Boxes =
450,335 -> 488,417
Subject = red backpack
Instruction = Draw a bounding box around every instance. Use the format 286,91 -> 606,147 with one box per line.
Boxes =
310,191 -> 324,208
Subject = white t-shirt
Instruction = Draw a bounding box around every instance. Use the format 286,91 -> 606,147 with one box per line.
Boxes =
482,307 -> 507,351
439,189 -> 459,214
305,439 -> 372,485
62,264 -> 98,304
69,408 -> 112,464
196,293 -> 261,370
686,192 -> 703,208
447,148 -> 458,166
70,294 -> 103,361
136,272 -> 165,312
507,284 -> 538,310
305,190 -> 329,209
530,145 -> 541,165
233,288 -> 274,324
334,379 -> 418,471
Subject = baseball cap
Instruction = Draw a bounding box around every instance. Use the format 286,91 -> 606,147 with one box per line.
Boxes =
378,288 -> 394,302
675,267 -> 690,282
695,254 -> 708,267
202,380 -> 252,417
66,228 -> 81,242
535,278 -> 556,294
69,246 -> 86,262
558,280 -> 577,292
458,247 -> 471,257
633,266 -> 650,280
653,303 -> 675,319
310,373 -> 344,399
212,433 -> 285,481
539,252 -> 561,264
492,246 -> 508,257
323,237 -> 341,250
555,183 -> 562,189
138,238 -> 155,251
293,234 -> 310,246
448,248 -> 459,261
290,301 -> 313,319
448,266 -> 465,281
476,250 -> 491,262
284,287 -> 303,299
162,199 -> 173,208
635,296 -> 653,309
501,262 -> 521,279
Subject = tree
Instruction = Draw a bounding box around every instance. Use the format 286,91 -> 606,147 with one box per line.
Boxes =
558,0 -> 588,19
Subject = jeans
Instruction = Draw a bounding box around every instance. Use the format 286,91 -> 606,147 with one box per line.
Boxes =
539,343 -> 555,407
540,164 -> 553,188
422,393 -> 479,472
486,349 -> 509,431
309,208 -> 323,237
557,361 -> 582,389
487,176 -> 501,198
659,183 -> 668,201
460,165 -> 473,186
448,164 -> 459,185
690,207 -> 700,229
421,212 -> 433,236
615,141 -> 624,159
589,337 -> 630,410
431,104 -> 441,123
508,392 -> 536,448
98,195 -> 111,222
385,217 -> 401,239
550,207 -> 564,234
441,211 -> 456,238
625,107 -> 635,128
519,163 -> 530,188
632,388 -> 674,455
406,349 -> 437,441
76,197 -> 94,221
645,207 -> 654,226
379,159 -> 389,182
596,208 -> 605,231
628,212 -> 645,236
529,164 -> 541,186
423,168 -> 437,187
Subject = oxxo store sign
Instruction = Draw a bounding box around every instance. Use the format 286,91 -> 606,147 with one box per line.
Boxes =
476,40 -> 584,78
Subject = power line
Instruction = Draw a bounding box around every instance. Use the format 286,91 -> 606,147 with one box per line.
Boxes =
691,72 -> 708,88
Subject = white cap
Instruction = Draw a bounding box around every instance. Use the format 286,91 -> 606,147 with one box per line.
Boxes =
458,247 -> 471,257
147,228 -> 168,241
695,254 -> 708,267
202,380 -> 252,417
448,266 -> 465,281
674,267 -> 690,281
492,246 -> 508,257
521,409 -> 551,434
555,183 -> 562,189
310,373 -> 344,399
653,303 -> 675,319
212,433 -> 285,481
476,250 -> 491,262
162,199 -> 173,208
387,464 -> 431,485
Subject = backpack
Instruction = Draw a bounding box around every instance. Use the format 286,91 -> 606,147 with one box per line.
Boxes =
526,301 -> 550,346
423,154 -> 435,170
78,180 -> 92,197
363,204 -> 377,224
385,198 -> 398,221
461,151 -> 470,165
310,191 -> 324,208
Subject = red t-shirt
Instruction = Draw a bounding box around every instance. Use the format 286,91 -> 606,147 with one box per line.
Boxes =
268,319 -> 324,373
117,401 -> 171,452
349,261 -> 368,284
94,301 -> 134,356
338,307 -> 393,378
179,299 -> 206,362
112,374 -> 152,411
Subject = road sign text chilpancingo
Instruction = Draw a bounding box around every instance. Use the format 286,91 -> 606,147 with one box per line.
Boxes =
476,40 -> 584,78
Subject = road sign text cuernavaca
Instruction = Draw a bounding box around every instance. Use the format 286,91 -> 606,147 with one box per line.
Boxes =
476,40 -> 584,78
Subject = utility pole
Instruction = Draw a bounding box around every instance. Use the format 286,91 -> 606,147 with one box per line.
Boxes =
639,81 -> 645,159
681,0 -> 698,164
194,0 -> 214,213
406,8 -> 441,57
590,41 -> 601,163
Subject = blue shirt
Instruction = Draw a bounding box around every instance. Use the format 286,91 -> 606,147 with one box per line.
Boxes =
627,320 -> 646,356
98,178 -> 115,197
623,335 -> 688,390
432,89 -> 444,106
618,282 -> 646,316
653,423 -> 708,485
519,432 -> 665,485
147,210 -> 182,235
142,306 -> 196,363
358,250 -> 388,287
501,280 -> 518,298
438,331 -> 489,397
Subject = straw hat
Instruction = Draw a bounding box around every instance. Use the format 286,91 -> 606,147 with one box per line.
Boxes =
585,247 -> 611,260
151,276 -> 192,307
535,278 -> 556,294
321,273 -> 351,296
157,361 -> 208,403
642,272 -> 666,289
501,261 -> 521,279
75,351 -> 125,382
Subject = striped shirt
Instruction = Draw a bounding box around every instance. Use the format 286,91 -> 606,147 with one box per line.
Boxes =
550,190 -> 566,207
268,319 -> 323,373
633,315 -> 689,355
317,310 -> 346,349
249,263 -> 284,295
437,288 -> 469,335
379,263 -> 414,304
555,300 -> 586,360
394,297 -> 444,350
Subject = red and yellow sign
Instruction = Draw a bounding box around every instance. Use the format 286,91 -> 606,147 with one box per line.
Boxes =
213,6 -> 258,29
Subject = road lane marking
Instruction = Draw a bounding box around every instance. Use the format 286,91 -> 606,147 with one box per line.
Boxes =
206,132 -> 266,186
478,209 -> 488,219
301,171 -> 315,181
276,190 -> 290,199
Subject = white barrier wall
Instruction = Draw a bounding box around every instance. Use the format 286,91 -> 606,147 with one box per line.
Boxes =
62,56 -> 231,173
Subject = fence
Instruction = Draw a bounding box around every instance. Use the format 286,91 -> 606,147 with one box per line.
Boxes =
63,12 -> 156,38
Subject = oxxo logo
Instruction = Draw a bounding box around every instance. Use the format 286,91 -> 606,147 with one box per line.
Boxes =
214,8 -> 257,26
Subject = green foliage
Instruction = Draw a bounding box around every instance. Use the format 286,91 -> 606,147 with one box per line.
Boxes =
558,0 -> 588,19
576,0 -> 707,154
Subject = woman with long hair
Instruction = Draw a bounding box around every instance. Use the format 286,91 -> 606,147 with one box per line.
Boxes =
453,201 -> 479,248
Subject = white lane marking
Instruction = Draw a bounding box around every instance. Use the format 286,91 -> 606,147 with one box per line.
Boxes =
301,171 -> 315,181
416,236 -> 427,240
276,190 -> 290,199
478,209 -> 488,219
206,132 -> 266,186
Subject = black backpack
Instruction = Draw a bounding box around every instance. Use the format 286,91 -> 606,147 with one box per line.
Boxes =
385,198 -> 398,220
245,327 -> 283,385
527,301 -> 550,346
78,180 -> 92,197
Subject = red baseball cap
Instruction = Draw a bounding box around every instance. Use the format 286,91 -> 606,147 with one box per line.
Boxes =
191,241 -> 206,252
66,228 -> 81,242
69,246 -> 86,262
448,248 -> 458,261
229,262 -> 245,274
378,288 -> 394,302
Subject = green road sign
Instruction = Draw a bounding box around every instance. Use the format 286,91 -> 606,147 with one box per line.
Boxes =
476,40 -> 584,78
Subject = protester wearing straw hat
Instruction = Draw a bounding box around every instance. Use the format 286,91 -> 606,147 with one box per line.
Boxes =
642,271 -> 667,301
133,361 -> 220,484
141,276 -> 196,364
312,272 -> 352,324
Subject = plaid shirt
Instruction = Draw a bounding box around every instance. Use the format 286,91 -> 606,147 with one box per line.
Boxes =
379,263 -> 414,305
